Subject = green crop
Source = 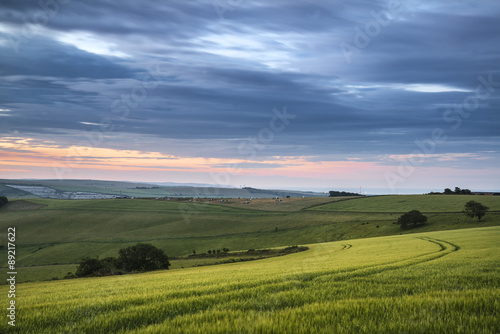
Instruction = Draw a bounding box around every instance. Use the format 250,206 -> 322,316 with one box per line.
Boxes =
2,226 -> 498,333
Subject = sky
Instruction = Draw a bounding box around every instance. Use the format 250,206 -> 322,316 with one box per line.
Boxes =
0,0 -> 499,194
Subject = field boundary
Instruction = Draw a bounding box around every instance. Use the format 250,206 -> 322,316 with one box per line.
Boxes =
302,196 -> 366,211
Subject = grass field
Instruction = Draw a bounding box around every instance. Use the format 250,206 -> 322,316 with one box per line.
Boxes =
308,194 -> 500,212
199,196 -> 358,211
1,227 -> 498,333
1,195 -> 499,282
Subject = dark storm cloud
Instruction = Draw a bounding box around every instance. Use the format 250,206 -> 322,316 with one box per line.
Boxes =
340,13 -> 500,86
0,0 -> 499,159
0,34 -> 135,79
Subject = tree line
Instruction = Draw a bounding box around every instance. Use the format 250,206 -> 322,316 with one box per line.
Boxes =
329,190 -> 362,197
429,187 -> 472,195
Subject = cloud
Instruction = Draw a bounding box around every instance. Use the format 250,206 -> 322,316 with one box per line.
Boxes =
0,0 -> 499,190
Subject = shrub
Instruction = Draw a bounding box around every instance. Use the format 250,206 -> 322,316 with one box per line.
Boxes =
117,243 -> 170,272
63,272 -> 77,279
75,257 -> 103,277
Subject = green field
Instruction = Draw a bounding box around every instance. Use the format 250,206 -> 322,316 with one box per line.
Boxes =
308,194 -> 500,213
1,195 -> 499,283
1,227 -> 499,333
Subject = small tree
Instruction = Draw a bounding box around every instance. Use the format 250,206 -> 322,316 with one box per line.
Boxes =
464,201 -> 489,221
0,196 -> 8,207
397,210 -> 427,229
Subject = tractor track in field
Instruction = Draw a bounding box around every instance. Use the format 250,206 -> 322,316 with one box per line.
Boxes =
277,236 -> 461,286
160,237 -> 461,302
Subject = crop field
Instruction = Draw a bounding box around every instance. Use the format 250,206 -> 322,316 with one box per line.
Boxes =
1,227 -> 498,333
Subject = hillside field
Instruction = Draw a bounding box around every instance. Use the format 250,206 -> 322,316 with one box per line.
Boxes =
1,227 -> 499,333
1,195 -> 499,283
307,194 -> 500,213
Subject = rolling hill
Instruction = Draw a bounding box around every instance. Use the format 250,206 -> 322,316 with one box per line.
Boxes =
1,194 -> 499,283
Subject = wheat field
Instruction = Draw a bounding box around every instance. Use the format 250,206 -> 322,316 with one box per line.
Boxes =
2,226 -> 498,333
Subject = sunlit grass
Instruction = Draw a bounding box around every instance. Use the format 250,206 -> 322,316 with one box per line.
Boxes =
2,227 -> 498,333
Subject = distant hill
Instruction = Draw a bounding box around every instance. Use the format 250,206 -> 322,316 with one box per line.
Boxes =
0,179 -> 329,199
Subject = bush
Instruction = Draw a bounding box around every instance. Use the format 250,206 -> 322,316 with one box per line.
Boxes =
75,257 -> 103,277
0,196 -> 8,207
63,272 -> 77,279
397,210 -> 427,229
117,243 -> 170,272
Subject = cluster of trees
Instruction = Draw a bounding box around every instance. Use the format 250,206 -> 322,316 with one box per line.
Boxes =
67,243 -> 170,278
429,187 -> 472,195
444,187 -> 472,195
189,248 -> 230,257
206,248 -> 229,255
329,190 -> 361,197
434,187 -> 472,195
396,200 -> 489,230
0,196 -> 8,208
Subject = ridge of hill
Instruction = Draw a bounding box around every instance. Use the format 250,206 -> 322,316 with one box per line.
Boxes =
0,179 -> 328,199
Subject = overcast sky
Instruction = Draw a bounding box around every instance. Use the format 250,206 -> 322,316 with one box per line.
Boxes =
0,0 -> 499,193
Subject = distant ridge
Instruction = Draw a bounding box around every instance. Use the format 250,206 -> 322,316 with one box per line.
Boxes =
0,179 -> 328,199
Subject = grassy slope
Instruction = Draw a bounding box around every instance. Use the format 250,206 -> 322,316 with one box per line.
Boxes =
308,194 -> 500,212
1,195 -> 499,282
0,184 -> 38,199
201,196 -> 360,211
2,227 -> 498,333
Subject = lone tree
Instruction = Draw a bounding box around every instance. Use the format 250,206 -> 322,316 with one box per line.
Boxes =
397,210 -> 427,229
117,243 -> 170,272
463,201 -> 489,221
